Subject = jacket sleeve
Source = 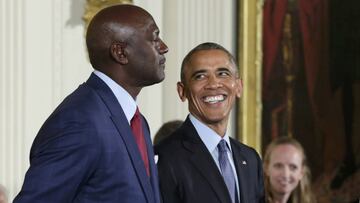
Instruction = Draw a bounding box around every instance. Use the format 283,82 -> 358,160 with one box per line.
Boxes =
13,118 -> 101,203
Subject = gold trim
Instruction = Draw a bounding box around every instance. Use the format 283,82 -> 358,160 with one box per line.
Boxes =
83,0 -> 133,29
237,0 -> 264,153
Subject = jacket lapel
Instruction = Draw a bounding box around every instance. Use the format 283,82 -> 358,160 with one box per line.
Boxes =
110,115 -> 154,203
231,140 -> 249,203
142,115 -> 161,203
182,118 -> 232,203
86,74 -> 155,203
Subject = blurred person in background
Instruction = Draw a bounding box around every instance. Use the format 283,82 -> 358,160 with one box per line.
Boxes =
0,184 -> 8,203
153,120 -> 183,145
263,137 -> 316,203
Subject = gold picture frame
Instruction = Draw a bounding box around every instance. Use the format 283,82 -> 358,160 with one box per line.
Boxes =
83,0 -> 133,28
236,0 -> 264,153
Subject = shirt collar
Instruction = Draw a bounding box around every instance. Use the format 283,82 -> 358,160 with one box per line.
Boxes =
93,70 -> 137,124
189,114 -> 232,153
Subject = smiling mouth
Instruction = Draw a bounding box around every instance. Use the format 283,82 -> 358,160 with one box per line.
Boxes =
159,57 -> 166,65
203,95 -> 226,104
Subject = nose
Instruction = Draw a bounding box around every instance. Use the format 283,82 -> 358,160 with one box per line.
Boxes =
205,75 -> 222,89
158,38 -> 169,54
283,167 -> 290,180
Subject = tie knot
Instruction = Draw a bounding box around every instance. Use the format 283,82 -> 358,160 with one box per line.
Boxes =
218,139 -> 228,153
132,107 -> 140,121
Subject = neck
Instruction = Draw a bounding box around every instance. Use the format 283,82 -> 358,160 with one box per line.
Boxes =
272,193 -> 291,203
207,122 -> 227,137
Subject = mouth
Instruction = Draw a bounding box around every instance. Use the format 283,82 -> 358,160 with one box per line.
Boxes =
159,57 -> 166,65
277,179 -> 291,187
202,94 -> 227,104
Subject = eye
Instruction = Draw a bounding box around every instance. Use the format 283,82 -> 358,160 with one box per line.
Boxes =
152,30 -> 160,42
217,68 -> 232,77
289,164 -> 298,171
193,73 -> 206,80
273,163 -> 283,169
218,71 -> 230,77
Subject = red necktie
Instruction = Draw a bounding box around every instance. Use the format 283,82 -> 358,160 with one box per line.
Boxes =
130,107 -> 150,176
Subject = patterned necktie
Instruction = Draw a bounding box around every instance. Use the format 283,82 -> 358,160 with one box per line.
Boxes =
218,139 -> 237,203
130,107 -> 150,176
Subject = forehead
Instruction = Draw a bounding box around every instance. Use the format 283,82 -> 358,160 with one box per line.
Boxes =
124,10 -> 157,31
186,50 -> 234,71
125,17 -> 158,42
145,21 -> 159,33
190,49 -> 229,64
269,144 -> 303,164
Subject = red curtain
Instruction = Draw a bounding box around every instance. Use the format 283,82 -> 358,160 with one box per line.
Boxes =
262,0 -> 345,173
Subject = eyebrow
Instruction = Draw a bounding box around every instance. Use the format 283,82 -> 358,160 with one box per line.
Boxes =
217,67 -> 232,72
190,69 -> 207,78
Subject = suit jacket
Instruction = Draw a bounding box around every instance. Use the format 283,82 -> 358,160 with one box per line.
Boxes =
14,73 -> 160,203
155,117 -> 265,203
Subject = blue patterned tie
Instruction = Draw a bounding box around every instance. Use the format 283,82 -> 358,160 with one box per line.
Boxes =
218,139 -> 237,203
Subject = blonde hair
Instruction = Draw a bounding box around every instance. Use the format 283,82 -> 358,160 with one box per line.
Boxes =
263,137 -> 316,203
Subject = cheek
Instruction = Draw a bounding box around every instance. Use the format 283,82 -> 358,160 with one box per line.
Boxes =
228,82 -> 241,97
269,174 -> 280,189
292,172 -> 303,183
268,168 -> 283,182
267,169 -> 278,181
187,85 -> 202,99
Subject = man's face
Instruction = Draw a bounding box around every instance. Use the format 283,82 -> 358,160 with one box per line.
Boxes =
177,49 -> 242,128
125,16 -> 168,86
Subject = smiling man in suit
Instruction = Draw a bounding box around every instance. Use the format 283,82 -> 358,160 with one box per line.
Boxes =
155,42 -> 265,203
14,4 -> 168,203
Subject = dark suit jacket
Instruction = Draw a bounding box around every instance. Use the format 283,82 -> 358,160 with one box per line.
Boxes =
14,74 -> 160,203
155,117 -> 265,203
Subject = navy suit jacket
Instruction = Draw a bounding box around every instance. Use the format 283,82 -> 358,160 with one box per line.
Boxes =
155,118 -> 265,203
14,74 -> 160,203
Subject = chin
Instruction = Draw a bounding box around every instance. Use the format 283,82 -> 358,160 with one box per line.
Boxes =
276,186 -> 293,195
155,75 -> 165,84
144,74 -> 165,86
203,116 -> 226,125
155,69 -> 165,81
159,74 -> 165,81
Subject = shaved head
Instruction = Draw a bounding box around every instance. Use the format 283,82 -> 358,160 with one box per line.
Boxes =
85,4 -> 168,98
86,5 -> 153,70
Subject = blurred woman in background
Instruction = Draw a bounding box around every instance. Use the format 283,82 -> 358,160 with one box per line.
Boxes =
263,137 -> 316,203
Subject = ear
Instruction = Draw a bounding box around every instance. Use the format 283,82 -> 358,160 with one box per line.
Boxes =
235,78 -> 243,98
110,42 -> 128,64
177,82 -> 187,102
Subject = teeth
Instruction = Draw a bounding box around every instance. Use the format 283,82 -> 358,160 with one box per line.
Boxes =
204,95 -> 224,103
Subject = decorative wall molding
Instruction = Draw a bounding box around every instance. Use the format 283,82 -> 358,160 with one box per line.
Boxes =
83,0 -> 132,28
0,0 -> 26,199
237,0 -> 264,151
